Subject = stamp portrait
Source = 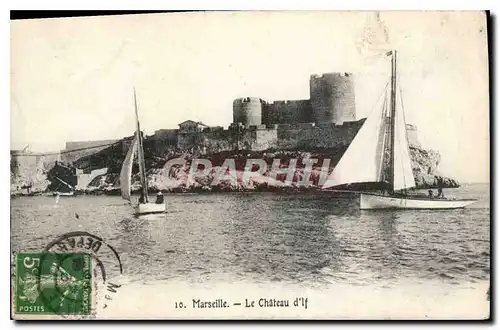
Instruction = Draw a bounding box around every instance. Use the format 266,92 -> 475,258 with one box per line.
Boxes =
15,252 -> 92,316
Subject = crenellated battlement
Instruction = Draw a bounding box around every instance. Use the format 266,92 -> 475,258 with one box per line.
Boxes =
233,71 -> 356,129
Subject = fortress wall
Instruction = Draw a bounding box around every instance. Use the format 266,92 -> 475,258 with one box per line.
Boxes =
176,127 -> 278,154
252,129 -> 278,151
64,140 -> 118,151
262,100 -> 313,126
62,149 -> 104,164
276,120 -> 364,150
154,129 -> 179,140
39,154 -> 61,170
136,118 -> 420,156
153,129 -> 179,156
11,153 -> 61,179
240,130 -> 257,150
202,129 -> 235,152
174,119 -> 365,153
178,132 -> 204,151
316,123 -> 361,148
276,127 -> 339,150
61,139 -> 119,164
177,129 -> 256,154
276,127 -> 312,150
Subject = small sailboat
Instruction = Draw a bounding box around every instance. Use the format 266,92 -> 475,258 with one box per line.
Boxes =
323,50 -> 477,210
120,89 -> 166,215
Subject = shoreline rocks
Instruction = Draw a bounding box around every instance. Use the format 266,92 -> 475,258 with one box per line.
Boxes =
11,146 -> 460,196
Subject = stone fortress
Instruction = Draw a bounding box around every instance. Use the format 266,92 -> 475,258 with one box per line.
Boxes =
10,71 -> 443,195
11,72 -> 424,170
153,72 -> 421,156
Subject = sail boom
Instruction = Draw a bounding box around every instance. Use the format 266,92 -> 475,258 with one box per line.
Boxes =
323,181 -> 390,191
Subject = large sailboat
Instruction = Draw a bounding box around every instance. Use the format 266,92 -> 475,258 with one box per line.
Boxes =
322,50 -> 477,210
120,89 -> 166,215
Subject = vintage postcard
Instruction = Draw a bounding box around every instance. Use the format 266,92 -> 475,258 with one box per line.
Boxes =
10,11 -> 490,320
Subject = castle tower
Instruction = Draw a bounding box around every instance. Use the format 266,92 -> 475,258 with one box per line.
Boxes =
232,97 -> 263,127
310,73 -> 356,124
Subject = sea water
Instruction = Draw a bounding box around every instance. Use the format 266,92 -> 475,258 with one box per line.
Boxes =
10,183 -> 490,319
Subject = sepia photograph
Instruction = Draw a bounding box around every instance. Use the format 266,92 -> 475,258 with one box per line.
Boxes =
10,10 -> 490,320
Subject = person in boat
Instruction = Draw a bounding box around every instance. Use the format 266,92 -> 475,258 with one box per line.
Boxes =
437,187 -> 444,199
139,191 -> 145,204
428,189 -> 434,199
155,191 -> 164,204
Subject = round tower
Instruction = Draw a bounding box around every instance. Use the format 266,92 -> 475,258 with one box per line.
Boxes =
232,97 -> 263,126
310,73 -> 356,124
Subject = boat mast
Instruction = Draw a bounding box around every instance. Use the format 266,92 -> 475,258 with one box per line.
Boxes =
134,88 -> 149,203
388,49 -> 397,193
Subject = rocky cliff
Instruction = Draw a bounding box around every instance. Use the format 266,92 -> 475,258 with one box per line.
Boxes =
410,147 -> 459,188
10,156 -> 51,195
79,144 -> 459,194
11,136 -> 459,195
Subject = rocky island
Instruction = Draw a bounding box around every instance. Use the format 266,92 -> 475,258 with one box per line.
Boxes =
10,135 -> 459,196
10,71 -> 460,196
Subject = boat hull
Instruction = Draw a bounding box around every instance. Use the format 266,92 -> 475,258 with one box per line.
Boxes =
135,203 -> 166,215
53,191 -> 75,197
360,193 -> 476,210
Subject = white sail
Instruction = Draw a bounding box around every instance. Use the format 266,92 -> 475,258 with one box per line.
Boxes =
323,88 -> 389,189
120,136 -> 138,201
392,92 -> 416,190
136,131 -> 147,193
134,88 -> 149,203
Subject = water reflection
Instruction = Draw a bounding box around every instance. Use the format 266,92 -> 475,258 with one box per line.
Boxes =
112,191 -> 490,285
117,215 -> 158,281
226,193 -> 342,283
11,188 -> 489,287
362,211 -> 402,281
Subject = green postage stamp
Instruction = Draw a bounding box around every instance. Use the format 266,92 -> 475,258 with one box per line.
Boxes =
15,252 -> 92,315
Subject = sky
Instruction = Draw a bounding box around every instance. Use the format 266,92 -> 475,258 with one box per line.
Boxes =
10,11 -> 489,183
